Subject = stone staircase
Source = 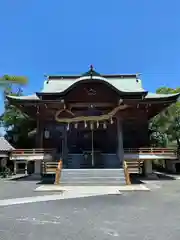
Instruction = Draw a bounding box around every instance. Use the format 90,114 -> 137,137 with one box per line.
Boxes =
42,168 -> 126,186
60,169 -> 126,186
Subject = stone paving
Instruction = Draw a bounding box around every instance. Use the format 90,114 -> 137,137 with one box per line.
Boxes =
0,178 -> 180,239
0,178 -> 59,200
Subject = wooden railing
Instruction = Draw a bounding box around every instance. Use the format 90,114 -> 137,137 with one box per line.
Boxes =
11,148 -> 177,155
124,148 -> 177,155
123,161 -> 131,185
42,161 -> 58,174
54,160 -> 63,185
11,148 -> 56,155
125,159 -> 144,174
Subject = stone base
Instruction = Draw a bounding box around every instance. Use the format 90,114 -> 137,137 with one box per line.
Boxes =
145,173 -> 159,180
35,184 -> 150,193
166,161 -> 176,173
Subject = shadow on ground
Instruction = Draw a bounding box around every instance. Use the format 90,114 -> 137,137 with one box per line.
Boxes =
156,173 -> 176,180
6,171 -> 178,185
130,173 -> 176,183
8,174 -> 55,184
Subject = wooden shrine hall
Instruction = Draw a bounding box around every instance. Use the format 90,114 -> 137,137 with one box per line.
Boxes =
7,66 -> 180,178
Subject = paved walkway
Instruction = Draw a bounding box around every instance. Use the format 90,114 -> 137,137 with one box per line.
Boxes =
1,181 -> 180,240
35,184 -> 149,192
1,171 -> 178,208
0,184 -> 149,207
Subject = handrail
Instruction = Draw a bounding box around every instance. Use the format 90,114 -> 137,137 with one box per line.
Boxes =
11,147 -> 177,156
124,148 -> 177,155
11,148 -> 56,155
54,159 -> 63,185
123,161 -> 131,185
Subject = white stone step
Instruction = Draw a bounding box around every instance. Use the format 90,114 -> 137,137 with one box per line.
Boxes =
43,168 -> 126,186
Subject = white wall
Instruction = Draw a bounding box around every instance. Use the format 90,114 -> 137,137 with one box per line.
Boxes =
35,161 -> 41,174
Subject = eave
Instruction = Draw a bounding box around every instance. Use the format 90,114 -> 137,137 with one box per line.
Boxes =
36,91 -> 148,99
144,92 -> 180,103
47,73 -> 138,80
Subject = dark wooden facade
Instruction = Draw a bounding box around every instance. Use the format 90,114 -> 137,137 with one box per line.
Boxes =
7,71 -> 180,168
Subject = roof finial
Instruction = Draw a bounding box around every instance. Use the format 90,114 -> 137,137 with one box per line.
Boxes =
90,65 -> 94,79
90,65 -> 94,71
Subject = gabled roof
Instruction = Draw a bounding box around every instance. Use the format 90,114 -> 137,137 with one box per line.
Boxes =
41,76 -> 145,93
40,67 -> 143,93
5,68 -> 180,103
0,137 -> 14,151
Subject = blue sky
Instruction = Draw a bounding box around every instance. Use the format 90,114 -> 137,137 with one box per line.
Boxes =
0,0 -> 179,100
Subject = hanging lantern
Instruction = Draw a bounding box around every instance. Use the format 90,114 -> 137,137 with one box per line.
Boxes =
44,130 -> 50,139
84,121 -> 87,128
75,123 -> 78,129
103,122 -> 107,129
96,121 -> 99,128
67,123 -> 70,131
90,122 -> 94,130
110,118 -> 114,124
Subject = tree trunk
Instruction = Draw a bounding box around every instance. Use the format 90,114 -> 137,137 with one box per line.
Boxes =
176,137 -> 180,160
176,136 -> 180,148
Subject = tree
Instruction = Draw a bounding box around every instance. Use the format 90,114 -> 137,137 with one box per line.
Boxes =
0,85 -> 36,148
0,74 -> 28,130
0,75 -> 36,148
0,75 -> 27,86
149,87 -> 180,148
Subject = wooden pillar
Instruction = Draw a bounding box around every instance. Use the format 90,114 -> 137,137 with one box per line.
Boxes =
117,118 -> 124,164
64,128 -> 68,160
36,117 -> 43,148
36,104 -> 44,148
61,125 -> 68,167
36,106 -> 44,175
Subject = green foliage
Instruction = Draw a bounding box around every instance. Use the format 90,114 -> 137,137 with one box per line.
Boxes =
149,87 -> 180,147
0,75 -> 28,86
0,84 -> 36,148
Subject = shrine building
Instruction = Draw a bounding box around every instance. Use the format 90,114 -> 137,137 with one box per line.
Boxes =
7,67 -> 180,174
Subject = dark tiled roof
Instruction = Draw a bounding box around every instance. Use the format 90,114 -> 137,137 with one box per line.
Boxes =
0,137 -> 14,151
82,69 -> 102,77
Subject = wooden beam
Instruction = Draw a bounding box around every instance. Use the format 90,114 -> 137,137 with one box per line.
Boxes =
69,102 -> 115,108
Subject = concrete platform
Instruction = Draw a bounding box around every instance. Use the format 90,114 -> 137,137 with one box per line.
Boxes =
35,184 -> 150,193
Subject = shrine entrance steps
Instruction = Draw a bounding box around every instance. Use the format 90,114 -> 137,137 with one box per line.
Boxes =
42,168 -> 126,186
